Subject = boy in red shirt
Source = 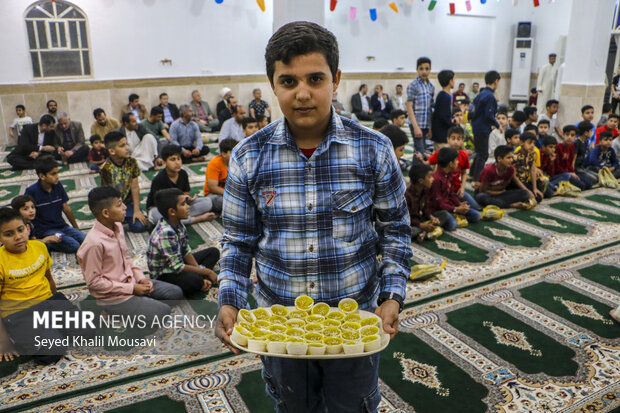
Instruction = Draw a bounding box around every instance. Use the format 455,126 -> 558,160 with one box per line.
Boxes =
556,125 -> 590,189
540,135 -> 586,192
428,126 -> 481,210
595,113 -> 619,144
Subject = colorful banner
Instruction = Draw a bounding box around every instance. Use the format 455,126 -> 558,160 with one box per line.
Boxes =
466,0 -> 472,11
428,0 -> 437,11
256,0 -> 265,12
369,8 -> 377,20
449,3 -> 456,14
349,6 -> 356,19
330,0 -> 337,12
389,2 -> 399,13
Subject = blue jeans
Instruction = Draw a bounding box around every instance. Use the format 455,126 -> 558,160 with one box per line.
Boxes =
409,125 -> 429,158
89,163 -> 101,172
124,202 -> 147,233
41,226 -> 85,253
261,353 -> 381,413
549,172 -> 587,191
459,191 -> 481,210
444,207 -> 481,230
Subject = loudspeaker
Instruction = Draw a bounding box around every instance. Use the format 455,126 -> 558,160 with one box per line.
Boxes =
517,21 -> 531,38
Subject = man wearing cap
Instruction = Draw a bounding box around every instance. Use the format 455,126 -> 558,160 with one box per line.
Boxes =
189,90 -> 220,132
537,53 -> 558,115
216,87 -> 233,118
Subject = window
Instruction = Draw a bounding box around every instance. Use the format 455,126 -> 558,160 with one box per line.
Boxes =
25,1 -> 91,79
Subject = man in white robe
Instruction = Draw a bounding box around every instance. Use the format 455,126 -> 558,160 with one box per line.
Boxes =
537,53 -> 558,114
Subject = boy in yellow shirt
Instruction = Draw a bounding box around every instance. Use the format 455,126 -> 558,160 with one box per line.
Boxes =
0,207 -> 94,365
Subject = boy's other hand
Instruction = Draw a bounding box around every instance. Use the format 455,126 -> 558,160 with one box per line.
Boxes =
375,300 -> 400,340
43,235 -> 62,244
215,305 -> 241,354
133,209 -> 147,225
138,279 -> 153,293
534,189 -> 543,199
133,283 -> 151,296
201,268 -> 218,285
183,149 -> 192,158
420,222 -> 435,232
528,190 -> 536,200
29,151 -> 39,159
455,203 -> 470,214
413,126 -> 423,138
430,215 -> 441,225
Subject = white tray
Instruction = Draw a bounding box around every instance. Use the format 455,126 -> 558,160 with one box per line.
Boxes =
229,307 -> 391,359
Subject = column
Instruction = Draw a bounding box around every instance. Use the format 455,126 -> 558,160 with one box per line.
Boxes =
557,0 -> 615,126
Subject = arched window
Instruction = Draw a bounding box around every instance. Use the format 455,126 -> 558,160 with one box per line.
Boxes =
25,1 -> 91,78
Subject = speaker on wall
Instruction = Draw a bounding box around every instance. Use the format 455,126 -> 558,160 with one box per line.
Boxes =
517,22 -> 532,38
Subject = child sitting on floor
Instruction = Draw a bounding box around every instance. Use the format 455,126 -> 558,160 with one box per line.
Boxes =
504,129 -> 521,150
24,155 -> 85,253
242,117 -> 259,139
146,145 -> 215,225
475,145 -> 532,209
203,138 -> 237,213
0,207 -> 94,365
513,132 -> 546,202
88,134 -> 108,173
78,187 -> 183,325
539,135 -> 584,192
429,147 -> 481,227
487,111 -> 508,164
574,121 -> 598,185
10,194 -> 62,247
147,188 -> 220,297
380,124 -> 409,171
585,131 -> 620,179
555,126 -> 590,189
405,164 -> 455,242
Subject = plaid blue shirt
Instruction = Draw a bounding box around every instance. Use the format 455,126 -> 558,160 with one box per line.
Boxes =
407,77 -> 435,129
218,111 -> 412,310
147,219 -> 192,279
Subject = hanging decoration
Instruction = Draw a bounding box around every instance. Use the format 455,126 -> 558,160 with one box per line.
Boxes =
369,8 -> 377,20
512,0 -> 518,5
533,0 -> 540,6
256,0 -> 265,12
215,0 -> 223,3
481,0 -> 487,3
389,2 -> 399,13
449,3 -> 456,14
330,0 -> 337,12
349,6 -> 357,19
428,0 -> 437,10
466,0 -> 472,11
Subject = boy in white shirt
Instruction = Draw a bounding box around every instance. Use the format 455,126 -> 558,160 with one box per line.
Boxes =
9,105 -> 33,140
487,111 -> 508,164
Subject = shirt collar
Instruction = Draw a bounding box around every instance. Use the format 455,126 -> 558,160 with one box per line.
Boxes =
93,220 -> 121,238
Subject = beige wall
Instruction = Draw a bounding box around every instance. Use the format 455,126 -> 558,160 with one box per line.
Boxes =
0,72 -> 514,146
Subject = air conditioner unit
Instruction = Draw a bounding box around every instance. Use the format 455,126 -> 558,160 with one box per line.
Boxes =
509,37 -> 534,101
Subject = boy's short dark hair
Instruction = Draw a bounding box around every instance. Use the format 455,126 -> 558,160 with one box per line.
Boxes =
409,163 -> 432,184
390,109 -> 406,120
581,105 -> 594,114
497,108 -> 508,117
129,93 -> 139,102
460,99 -> 470,106
396,83 -> 402,88
524,106 -> 537,118
452,107 -> 462,116
458,82 -> 465,87
524,124 -> 537,133
242,117 -> 258,129
0,207 -> 24,229
265,22 -> 338,84
10,194 -> 35,211
256,114 -> 267,123
512,110 -> 526,123
39,114 -> 55,126
219,138 -> 238,154
416,57 -> 431,68
379,125 -> 409,148
599,131 -> 614,141
161,144 -> 182,161
104,131 -> 125,149
608,113 -> 620,121
437,147 -> 458,168
16,104 -> 25,111
494,145 -> 513,160
89,134 -> 102,145
437,70 -> 454,87
537,119 -> 550,127
156,188 -> 184,220
562,125 -> 578,134
473,82 -> 479,86
93,108 -> 105,118
577,121 -> 593,136
520,131 -> 537,143
150,106 -> 163,116
447,126 -> 464,138
35,155 -> 58,176
602,103 -> 612,113
88,186 -> 121,216
541,135 -> 557,147
484,70 -> 501,85
530,87 -> 538,94
546,99 -> 559,108
505,129 -> 520,141
373,119 -> 388,130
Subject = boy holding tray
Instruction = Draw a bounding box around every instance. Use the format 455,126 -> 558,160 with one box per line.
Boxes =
215,22 -> 412,412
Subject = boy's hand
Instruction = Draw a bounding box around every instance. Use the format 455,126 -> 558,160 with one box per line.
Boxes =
430,215 -> 440,225
188,194 -> 198,203
201,268 -> 218,285
535,189 -> 543,199
138,279 -> 153,293
133,283 -> 151,296
42,235 -> 61,244
191,148 -> 200,156
42,145 -> 56,152
420,222 -> 436,232
29,152 -> 39,159
183,149 -> 192,158
455,203 -> 470,214
570,172 -> 579,179
528,190 -> 536,200
133,209 -> 147,225
215,305 -> 241,354
375,300 -> 400,340
201,279 -> 212,291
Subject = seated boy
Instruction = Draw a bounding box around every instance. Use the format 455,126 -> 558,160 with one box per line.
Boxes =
256,114 -> 269,130
100,131 -> 148,233
556,126 -> 590,189
390,109 -> 407,127
513,132 -> 546,202
406,164 -> 455,242
242,117 -> 259,138
11,194 -> 62,246
24,155 -> 85,253
504,128 -> 520,150
429,147 -> 481,227
595,113 -> 619,144
146,145 -> 215,225
536,119 -> 551,147
576,105 -> 596,149
487,111 -> 508,164
597,103 -> 612,127
429,126 -> 481,210
574,121 -> 598,186
88,134 -> 108,173
147,188 -> 220,297
372,118 -> 388,131
78,187 -> 183,324
0,207 -> 94,365
475,145 -> 532,209
379,124 -> 409,172
585,131 -> 620,178
203,138 -> 237,213
508,110 -> 526,130
539,135 -> 584,192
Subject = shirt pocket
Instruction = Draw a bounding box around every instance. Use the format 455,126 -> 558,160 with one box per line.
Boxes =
331,190 -> 373,242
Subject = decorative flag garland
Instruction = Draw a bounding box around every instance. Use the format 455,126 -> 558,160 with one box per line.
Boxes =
369,8 -> 377,20
349,6 -> 356,19
256,0 -> 265,12
330,0 -> 337,12
389,2 -> 399,13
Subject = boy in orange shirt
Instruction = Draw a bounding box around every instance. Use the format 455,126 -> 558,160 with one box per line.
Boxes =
203,138 -> 238,212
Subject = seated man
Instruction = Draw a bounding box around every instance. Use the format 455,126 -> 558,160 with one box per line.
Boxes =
90,108 -> 120,138
155,92 -> 180,128
119,113 -> 161,171
370,84 -> 393,119
120,93 -> 147,122
351,84 -> 373,121
331,91 -> 352,118
0,207 -> 95,365
216,87 -> 233,118
189,90 -> 219,132
169,105 -> 210,163
218,96 -> 238,125
55,112 -> 89,164
142,107 -> 171,154
7,115 -> 57,170
219,105 -> 246,142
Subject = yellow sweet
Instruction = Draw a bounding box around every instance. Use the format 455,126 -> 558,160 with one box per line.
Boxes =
342,340 -> 364,355
286,339 -> 308,355
308,343 -> 326,355
268,324 -> 287,334
239,321 -> 254,331
303,332 -> 324,344
269,315 -> 287,325
289,310 -> 309,319
326,311 -> 345,321
307,315 -> 325,323
266,333 -> 287,354
252,307 -> 270,320
344,313 -> 362,323
361,326 -> 380,337
311,302 -> 330,317
362,335 -> 381,352
360,316 -> 380,327
338,298 -> 358,314
254,320 -> 271,330
341,322 -> 361,332
285,318 -> 306,328
323,337 -> 343,354
341,330 -> 360,341
295,295 -> 314,311
286,328 -> 305,338
239,309 -> 256,323
321,319 -> 341,328
304,323 -> 324,333
231,325 -> 251,347
323,327 -> 340,338
270,304 -> 289,317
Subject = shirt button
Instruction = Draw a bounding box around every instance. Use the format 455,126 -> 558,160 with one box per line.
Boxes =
307,163 -> 312,170
309,282 -> 315,289
308,245 -> 314,252
351,206 -> 357,212
308,203 -> 313,211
